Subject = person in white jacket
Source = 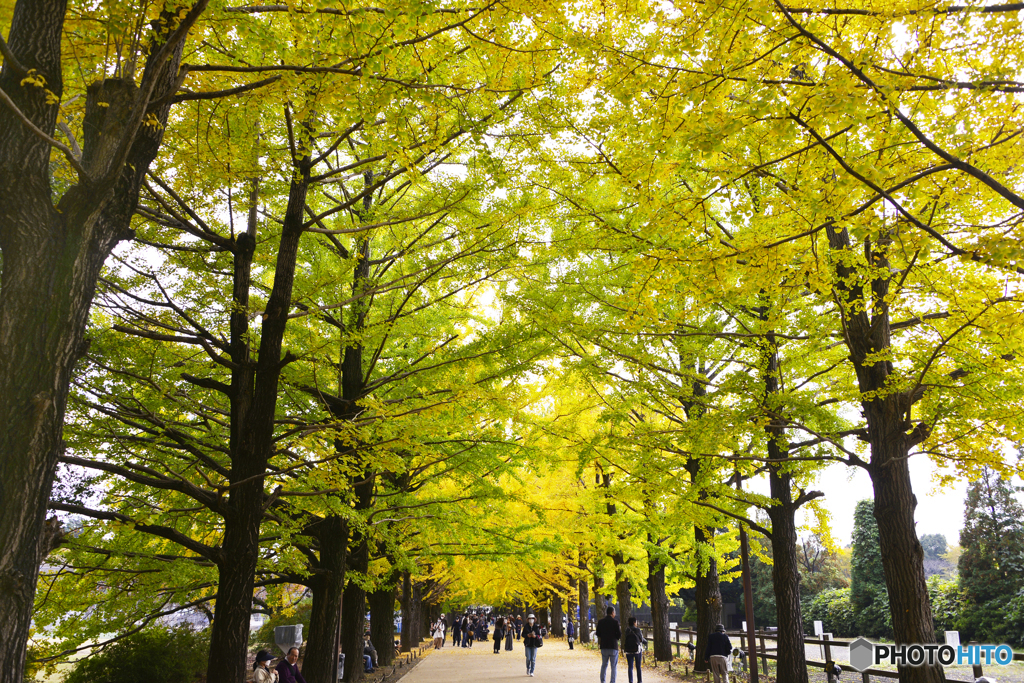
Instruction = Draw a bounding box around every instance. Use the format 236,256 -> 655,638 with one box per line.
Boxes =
253,650 -> 279,683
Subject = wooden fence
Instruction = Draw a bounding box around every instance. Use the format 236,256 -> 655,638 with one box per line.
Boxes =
578,623 -> 1023,682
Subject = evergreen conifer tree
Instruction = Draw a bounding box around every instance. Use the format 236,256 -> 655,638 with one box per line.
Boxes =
957,469 -> 1024,641
851,500 -> 890,637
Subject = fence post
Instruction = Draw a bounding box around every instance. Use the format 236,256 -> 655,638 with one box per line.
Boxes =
970,641 -> 983,679
860,672 -> 869,683
823,633 -> 832,666
759,629 -> 768,675
674,629 -> 680,659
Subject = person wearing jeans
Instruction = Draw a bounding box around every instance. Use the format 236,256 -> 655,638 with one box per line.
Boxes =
623,617 -> 647,683
522,614 -> 542,676
595,605 -> 622,683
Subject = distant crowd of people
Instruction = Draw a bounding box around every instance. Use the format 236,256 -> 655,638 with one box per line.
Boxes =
250,609 -> 733,683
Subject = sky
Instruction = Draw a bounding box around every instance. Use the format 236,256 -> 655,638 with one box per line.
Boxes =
789,457 -> 1024,547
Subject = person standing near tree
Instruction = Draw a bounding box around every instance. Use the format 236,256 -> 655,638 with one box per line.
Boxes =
623,617 -> 647,683
704,624 -> 731,683
567,618 -> 576,650
452,614 -> 462,648
596,606 -> 622,683
493,617 -> 506,654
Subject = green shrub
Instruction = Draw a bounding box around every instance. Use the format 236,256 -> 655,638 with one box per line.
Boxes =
855,585 -> 892,639
65,626 -> 208,683
803,588 -> 858,638
927,576 -> 963,640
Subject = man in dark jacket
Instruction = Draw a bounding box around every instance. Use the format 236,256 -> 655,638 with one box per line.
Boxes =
595,606 -> 622,683
276,647 -> 308,683
704,624 -> 732,683
566,618 -> 576,650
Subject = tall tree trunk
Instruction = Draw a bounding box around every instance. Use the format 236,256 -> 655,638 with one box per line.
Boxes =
341,573 -> 367,683
206,158 -> 312,683
400,572 -> 414,652
538,606 -> 549,632
304,516 -> 349,683
826,224 -> 941,683
593,558 -> 607,619
613,552 -> 632,633
568,573 -> 578,640
758,309 -> 810,683
368,582 -> 397,666
0,1 -> 201,678
692,525 -> 722,673
646,543 -> 672,662
550,592 -> 564,637
578,556 -> 592,644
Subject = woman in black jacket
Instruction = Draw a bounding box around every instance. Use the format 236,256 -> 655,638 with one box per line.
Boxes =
493,618 -> 506,654
623,617 -> 648,683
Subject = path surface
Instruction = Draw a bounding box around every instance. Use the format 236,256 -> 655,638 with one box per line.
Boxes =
397,638 -> 673,683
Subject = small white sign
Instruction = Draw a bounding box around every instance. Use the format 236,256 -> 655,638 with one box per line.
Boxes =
814,621 -> 824,637
742,621 -> 747,631
945,631 -> 960,647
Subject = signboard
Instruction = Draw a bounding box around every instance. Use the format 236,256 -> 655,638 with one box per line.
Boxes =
945,631 -> 960,648
742,621 -> 747,631
814,621 -> 824,637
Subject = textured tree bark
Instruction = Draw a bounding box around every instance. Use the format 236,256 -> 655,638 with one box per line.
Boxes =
340,573 -> 367,683
368,583 -> 397,666
593,563 -> 607,622
692,525 -> 722,673
578,556 -> 591,644
826,224 -> 942,683
304,516 -> 349,683
538,606 -> 550,632
0,0 -> 201,678
646,547 -> 672,661
613,552 -> 632,635
550,592 -> 564,637
400,572 -> 414,652
758,314 -> 810,683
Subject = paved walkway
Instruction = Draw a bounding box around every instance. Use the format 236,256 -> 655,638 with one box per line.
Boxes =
397,639 -> 678,683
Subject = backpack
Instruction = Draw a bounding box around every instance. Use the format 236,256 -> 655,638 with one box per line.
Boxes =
624,627 -> 645,653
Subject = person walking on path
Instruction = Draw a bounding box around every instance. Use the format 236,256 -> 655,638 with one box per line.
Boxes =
432,616 -> 445,649
567,618 -> 576,650
493,618 -> 506,654
452,615 -> 462,649
704,624 -> 731,683
515,615 -> 523,640
623,617 -> 647,683
595,606 -> 622,683
522,613 -> 543,676
505,618 -> 514,651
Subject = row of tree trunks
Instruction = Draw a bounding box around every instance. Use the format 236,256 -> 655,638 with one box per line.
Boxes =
400,572 -> 422,652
